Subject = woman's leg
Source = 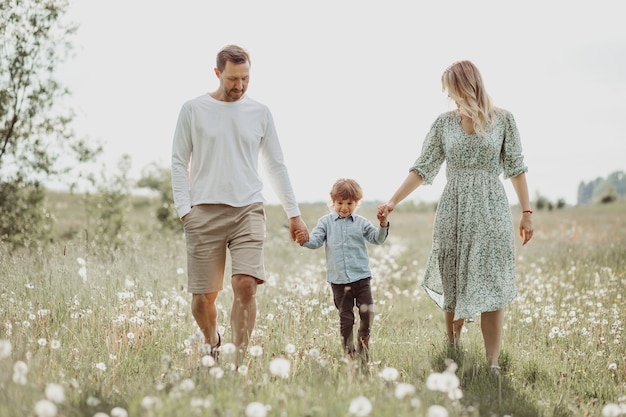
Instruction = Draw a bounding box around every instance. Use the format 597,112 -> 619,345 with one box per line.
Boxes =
445,311 -> 465,347
480,309 -> 504,366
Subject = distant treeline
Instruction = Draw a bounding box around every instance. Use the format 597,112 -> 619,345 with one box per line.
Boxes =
577,170 -> 625,205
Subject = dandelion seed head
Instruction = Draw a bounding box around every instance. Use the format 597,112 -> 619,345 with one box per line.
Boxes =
201,355 -> 215,367
0,339 -> 12,360
285,343 -> 296,354
12,372 -> 27,385
394,383 -> 416,400
176,267 -> 184,275
308,348 -> 320,358
410,397 -> 422,408
238,364 -> 249,375
378,366 -> 399,382
348,396 -> 372,417
50,340 -> 61,350
608,362 -> 618,371
426,404 -> 449,417
245,402 -> 268,417
249,345 -> 263,357
448,387 -> 463,400
209,367 -> 224,379
34,399 -> 57,417
266,313 -> 274,321
95,362 -> 107,371
13,360 -> 28,375
190,397 -> 210,408
317,358 -> 329,367
141,396 -> 161,410
178,378 -> 195,392
86,396 -> 101,407
602,403 -> 622,417
221,343 -> 237,354
269,357 -> 291,378
110,407 -> 128,417
78,266 -> 87,282
45,383 -> 66,403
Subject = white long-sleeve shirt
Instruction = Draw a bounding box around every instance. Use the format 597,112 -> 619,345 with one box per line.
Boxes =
171,94 -> 301,219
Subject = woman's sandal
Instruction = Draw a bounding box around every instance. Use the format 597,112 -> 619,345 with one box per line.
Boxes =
489,365 -> 501,377
210,333 -> 222,360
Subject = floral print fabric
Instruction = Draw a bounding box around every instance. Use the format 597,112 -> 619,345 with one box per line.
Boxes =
412,108 -> 528,320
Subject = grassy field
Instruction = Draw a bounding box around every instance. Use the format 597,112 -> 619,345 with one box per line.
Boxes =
1,194 -> 625,417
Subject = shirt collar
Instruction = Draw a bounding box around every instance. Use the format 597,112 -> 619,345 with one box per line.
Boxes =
332,211 -> 355,221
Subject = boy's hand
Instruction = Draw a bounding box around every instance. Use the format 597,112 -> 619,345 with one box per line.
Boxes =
294,229 -> 308,245
377,211 -> 389,227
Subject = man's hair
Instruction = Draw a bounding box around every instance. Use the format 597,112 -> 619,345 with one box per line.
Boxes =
330,178 -> 363,202
216,45 -> 251,72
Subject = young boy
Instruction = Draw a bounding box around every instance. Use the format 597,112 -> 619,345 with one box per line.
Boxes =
295,178 -> 389,362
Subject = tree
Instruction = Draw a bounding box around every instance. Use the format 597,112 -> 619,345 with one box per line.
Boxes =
0,0 -> 100,247
137,163 -> 182,232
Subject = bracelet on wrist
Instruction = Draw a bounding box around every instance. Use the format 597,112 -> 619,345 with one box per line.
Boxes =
522,210 -> 533,214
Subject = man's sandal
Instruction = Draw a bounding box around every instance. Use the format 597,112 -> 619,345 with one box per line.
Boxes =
210,333 -> 222,360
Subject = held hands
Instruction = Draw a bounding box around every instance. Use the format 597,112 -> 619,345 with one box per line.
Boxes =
377,202 -> 395,221
289,216 -> 309,243
377,210 -> 389,227
294,229 -> 308,245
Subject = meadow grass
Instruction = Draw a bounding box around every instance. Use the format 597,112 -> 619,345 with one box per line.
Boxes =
0,196 -> 624,417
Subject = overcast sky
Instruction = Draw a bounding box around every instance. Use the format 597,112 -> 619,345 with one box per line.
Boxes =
60,0 -> 626,206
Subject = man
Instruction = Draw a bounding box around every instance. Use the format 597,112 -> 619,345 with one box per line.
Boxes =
171,45 -> 308,363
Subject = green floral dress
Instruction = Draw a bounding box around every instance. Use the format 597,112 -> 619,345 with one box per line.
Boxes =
412,108 -> 527,320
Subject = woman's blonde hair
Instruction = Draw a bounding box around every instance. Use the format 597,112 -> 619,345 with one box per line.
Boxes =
442,60 -> 494,136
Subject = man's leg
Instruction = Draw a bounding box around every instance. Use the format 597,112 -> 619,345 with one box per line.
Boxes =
191,292 -> 220,347
231,274 -> 258,361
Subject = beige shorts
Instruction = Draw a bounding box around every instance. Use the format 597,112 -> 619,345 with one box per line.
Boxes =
182,203 -> 266,294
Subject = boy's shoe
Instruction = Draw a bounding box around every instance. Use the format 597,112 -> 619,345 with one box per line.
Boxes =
357,336 -> 370,363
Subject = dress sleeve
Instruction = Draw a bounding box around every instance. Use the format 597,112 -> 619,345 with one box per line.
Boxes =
410,115 -> 445,185
500,111 -> 528,179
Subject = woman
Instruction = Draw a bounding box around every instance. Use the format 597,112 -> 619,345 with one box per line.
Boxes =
378,60 -> 534,373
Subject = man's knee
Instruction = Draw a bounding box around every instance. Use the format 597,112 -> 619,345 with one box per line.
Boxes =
232,275 -> 257,303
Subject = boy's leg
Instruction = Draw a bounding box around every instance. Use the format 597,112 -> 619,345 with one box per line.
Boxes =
331,283 -> 356,354
355,278 -> 374,359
